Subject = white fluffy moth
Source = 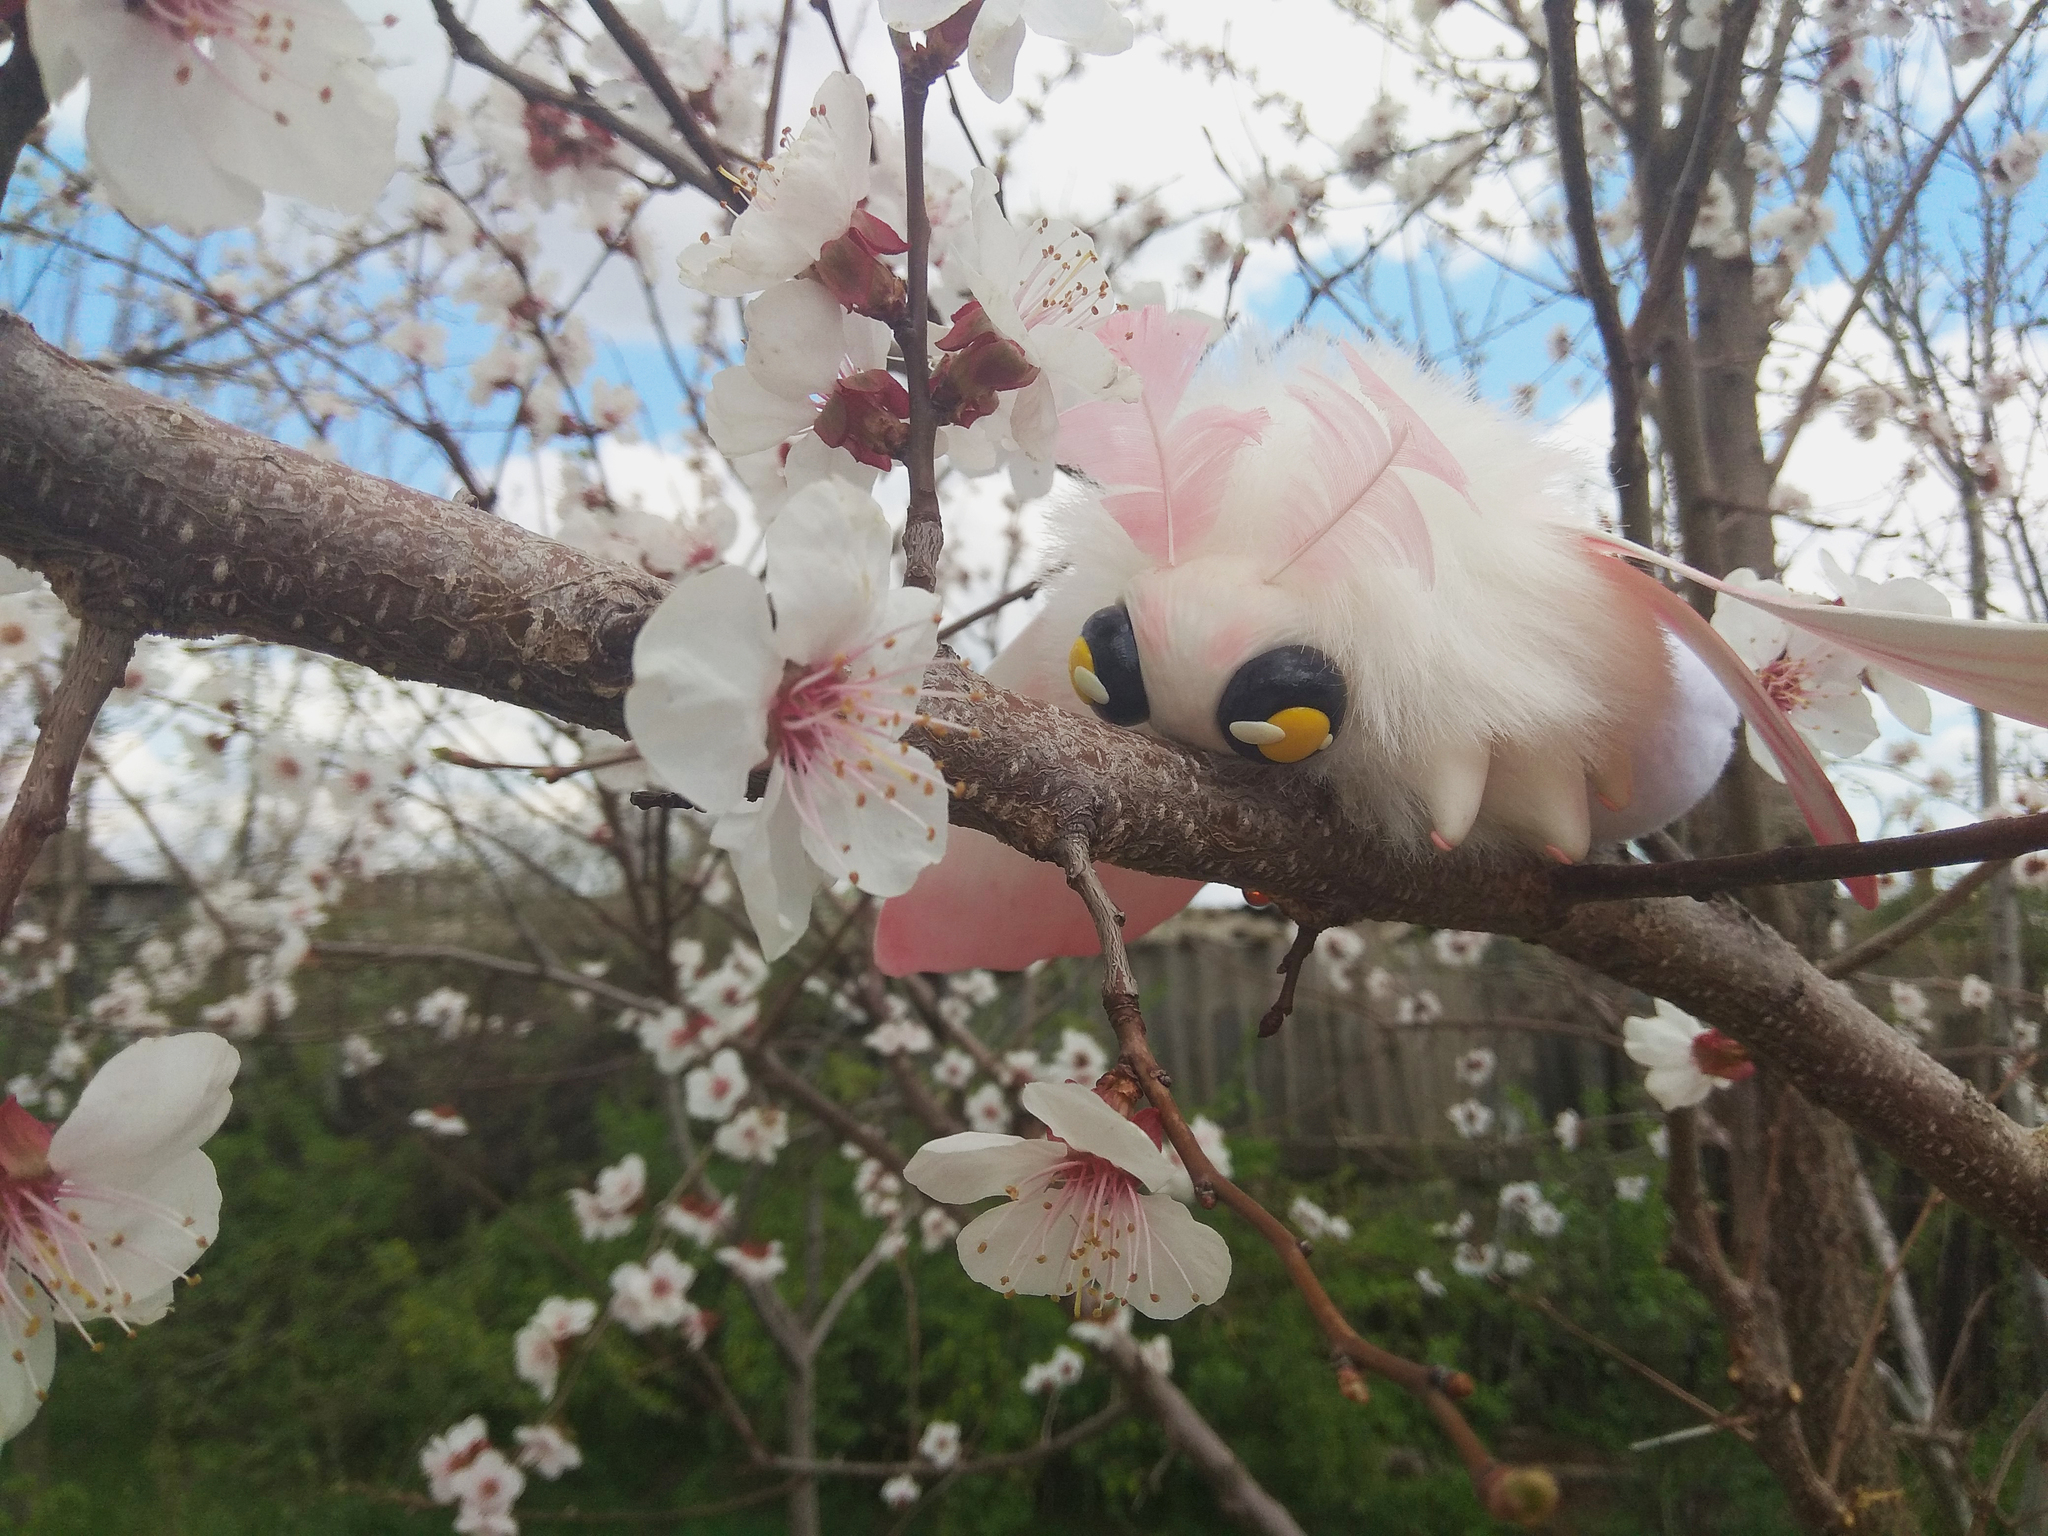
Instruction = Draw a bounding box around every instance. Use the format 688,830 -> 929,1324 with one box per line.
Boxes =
876,307 -> 2048,974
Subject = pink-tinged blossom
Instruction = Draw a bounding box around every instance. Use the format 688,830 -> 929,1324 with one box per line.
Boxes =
607,1251 -> 698,1333
1049,1028 -> 1109,1083
716,1238 -> 788,1284
883,0 -> 1134,102
707,279 -> 903,495
684,1049 -> 750,1122
1453,1048 -> 1497,1088
713,1105 -> 790,1164
451,1446 -> 524,1535
903,1080 -> 1231,1320
0,1033 -> 236,1441
865,1019 -> 936,1056
514,1423 -> 582,1480
880,1473 -> 922,1509
1432,930 -> 1492,968
568,1153 -> 646,1241
677,73 -> 893,298
1446,1099 -> 1492,1138
513,1296 -> 597,1400
1959,974 -> 1995,1010
661,1190 -> 735,1247
409,1106 -> 468,1137
1622,1000 -> 1755,1110
1020,1342 -> 1088,1394
422,1415 -> 491,1504
963,1083 -> 1011,1132
1288,1195 -> 1352,1243
1988,130 -> 2047,195
919,1206 -> 960,1252
917,1419 -> 963,1469
625,481 -> 947,960
1451,1241 -> 1499,1279
28,0 -> 399,234
1713,570 -> 1880,778
932,1048 -> 977,1089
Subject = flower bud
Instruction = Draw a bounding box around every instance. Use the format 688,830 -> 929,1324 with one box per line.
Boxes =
1690,1028 -> 1755,1083
814,370 -> 912,470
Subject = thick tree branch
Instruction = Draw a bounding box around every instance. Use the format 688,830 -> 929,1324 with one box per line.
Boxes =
0,619 -> 135,934
1,312 -> 2043,1273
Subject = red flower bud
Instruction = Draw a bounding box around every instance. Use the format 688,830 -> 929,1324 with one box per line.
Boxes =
1690,1028 -> 1755,1083
811,229 -> 909,324
814,369 -> 911,470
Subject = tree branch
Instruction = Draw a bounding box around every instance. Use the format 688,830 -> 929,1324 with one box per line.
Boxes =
581,0 -> 744,203
1,310 -> 2043,1273
1553,816 -> 2048,902
0,619 -> 135,934
1822,859 -> 2008,979
1541,0 -> 1653,546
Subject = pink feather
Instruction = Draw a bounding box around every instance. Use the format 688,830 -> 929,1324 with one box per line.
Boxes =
1058,307 -> 1268,565
1274,371 -> 1434,584
1341,344 -> 1478,508
873,827 -> 1202,975
1590,547 -> 1877,908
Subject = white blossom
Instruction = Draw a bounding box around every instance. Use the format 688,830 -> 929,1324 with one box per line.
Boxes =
884,0 -> 1135,102
714,1105 -> 790,1164
28,0 -> 398,233
918,1419 -> 963,1469
569,1153 -> 647,1241
608,1251 -> 699,1333
1021,1342 -> 1088,1394
1614,1174 -> 1651,1203
0,1034 -> 238,1441
1446,1099 -> 1493,1138
514,1423 -> 583,1480
1623,1000 -> 1754,1110
1453,1048 -> 1497,1088
1712,570 -> 1882,778
513,1296 -> 597,1400
1988,129 -> 2047,195
684,1049 -> 751,1122
716,1238 -> 788,1284
904,1081 -> 1232,1320
881,1473 -> 922,1509
626,481 -> 947,960
1416,1266 -> 1447,1298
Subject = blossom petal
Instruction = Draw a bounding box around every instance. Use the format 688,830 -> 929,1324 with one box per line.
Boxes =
1126,1192 -> 1231,1319
792,737 -> 949,897
625,568 -> 779,814
48,1033 -> 238,1190
765,481 -> 895,664
955,1194 -> 1076,1299
903,1133 -> 1067,1203
1020,1081 -> 1174,1190
0,1279 -> 55,1443
56,1148 -> 220,1320
711,768 -> 824,960
707,365 -> 822,457
967,12 -> 1029,101
744,280 -> 859,401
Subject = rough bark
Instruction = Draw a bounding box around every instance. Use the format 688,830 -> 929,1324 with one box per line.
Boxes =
1,315 -> 2045,1278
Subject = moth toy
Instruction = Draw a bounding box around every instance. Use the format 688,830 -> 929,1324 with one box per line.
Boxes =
876,307 -> 2048,975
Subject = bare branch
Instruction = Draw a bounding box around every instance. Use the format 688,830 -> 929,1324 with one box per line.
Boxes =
1823,859 -> 2009,979
1540,0 -> 1653,545
1553,815 -> 2048,901
0,619 -> 135,934
582,0 -> 744,198
1092,1329 -> 1309,1536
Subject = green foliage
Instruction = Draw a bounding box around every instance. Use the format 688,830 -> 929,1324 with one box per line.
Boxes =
0,1038 -> 1845,1536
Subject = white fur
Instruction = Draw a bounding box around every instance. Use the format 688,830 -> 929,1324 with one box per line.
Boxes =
1012,332 -> 1735,857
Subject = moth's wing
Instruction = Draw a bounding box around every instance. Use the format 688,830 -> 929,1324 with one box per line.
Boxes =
875,605 -> 1203,975
1597,553 -> 1879,909
1589,530 -> 2048,728
874,827 -> 1204,975
1587,624 -> 1739,845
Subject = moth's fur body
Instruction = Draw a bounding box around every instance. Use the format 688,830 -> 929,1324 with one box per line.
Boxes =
1010,323 -> 1736,861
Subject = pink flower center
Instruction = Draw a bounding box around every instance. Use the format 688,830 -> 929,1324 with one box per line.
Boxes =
1011,222 -> 1112,333
1756,654 -> 1814,716
1690,1029 -> 1756,1082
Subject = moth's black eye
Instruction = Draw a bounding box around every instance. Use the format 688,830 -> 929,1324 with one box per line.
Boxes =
1216,645 -> 1347,764
1069,605 -> 1149,726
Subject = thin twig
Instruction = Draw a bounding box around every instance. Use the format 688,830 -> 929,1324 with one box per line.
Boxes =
1053,833 -> 1559,1527
1626,0 -> 1763,352
1257,920 -> 1321,1039
583,0 -> 743,195
309,938 -> 667,1014
1822,860 -> 2008,978
1971,1388 -> 2048,1536
937,579 -> 1040,641
1821,1188 -> 1941,1488
1541,0 -> 1653,545
0,620 -> 136,934
1552,814 -> 2048,902
893,37 -> 945,592
1508,1289 -> 1750,1437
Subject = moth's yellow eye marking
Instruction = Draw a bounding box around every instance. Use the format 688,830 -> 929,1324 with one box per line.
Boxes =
1257,706 -> 1333,764
1068,637 -> 1110,706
